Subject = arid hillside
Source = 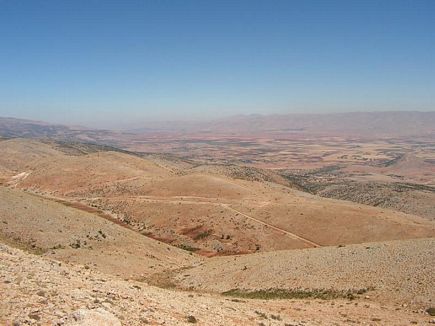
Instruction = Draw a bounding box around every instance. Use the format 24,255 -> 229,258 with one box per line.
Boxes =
0,186 -> 199,280
1,138 -> 433,256
174,238 -> 435,308
0,137 -> 434,325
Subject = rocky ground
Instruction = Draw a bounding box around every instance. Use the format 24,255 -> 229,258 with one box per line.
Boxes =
1,243 -> 435,325
174,238 -> 435,310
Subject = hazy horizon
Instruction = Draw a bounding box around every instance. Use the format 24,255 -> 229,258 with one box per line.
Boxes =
2,109 -> 435,131
1,0 -> 434,127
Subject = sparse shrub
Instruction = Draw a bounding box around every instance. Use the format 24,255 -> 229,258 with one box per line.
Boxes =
357,288 -> 368,295
222,288 -> 371,300
270,314 -> 282,321
254,310 -> 268,319
194,230 -> 212,240
187,315 -> 197,323
51,244 -> 64,250
176,244 -> 199,252
427,307 -> 435,316
70,240 -> 81,249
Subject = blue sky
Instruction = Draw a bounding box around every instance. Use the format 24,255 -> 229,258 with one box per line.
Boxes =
0,0 -> 434,126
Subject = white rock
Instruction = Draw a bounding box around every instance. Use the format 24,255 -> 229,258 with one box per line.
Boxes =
64,308 -> 121,326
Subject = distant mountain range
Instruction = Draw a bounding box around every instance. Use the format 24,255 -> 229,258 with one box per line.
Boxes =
131,111 -> 435,137
0,117 -> 124,145
210,111 -> 435,136
1,111 -> 435,140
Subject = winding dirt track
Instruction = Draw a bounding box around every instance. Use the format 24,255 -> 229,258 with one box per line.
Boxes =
82,194 -> 321,248
222,204 -> 320,247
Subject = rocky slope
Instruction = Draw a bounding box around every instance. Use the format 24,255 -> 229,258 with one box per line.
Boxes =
174,238 -> 435,309
0,187 -> 199,280
1,243 -> 434,325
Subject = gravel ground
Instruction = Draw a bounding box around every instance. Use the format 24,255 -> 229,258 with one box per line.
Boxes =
175,238 -> 435,308
1,243 -> 434,325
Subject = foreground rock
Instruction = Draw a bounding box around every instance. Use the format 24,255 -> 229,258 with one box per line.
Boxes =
1,243 -> 433,325
62,308 -> 121,326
